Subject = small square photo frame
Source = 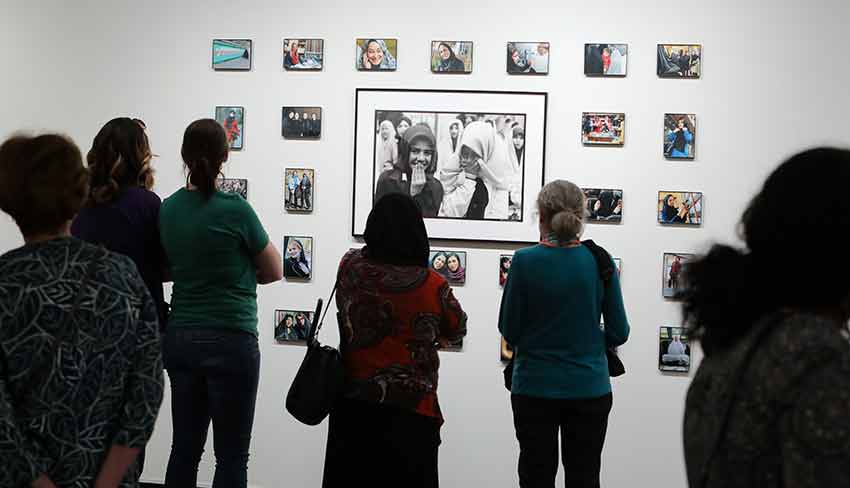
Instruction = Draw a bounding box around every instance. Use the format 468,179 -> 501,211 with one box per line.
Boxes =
429,250 -> 467,285
584,43 -> 628,76
282,107 -> 322,139
431,41 -> 473,73
216,178 -> 248,200
283,38 -> 324,70
215,106 -> 244,150
658,191 -> 702,226
274,309 -> 315,344
582,112 -> 625,146
662,253 -> 694,299
659,326 -> 691,373
356,38 -> 398,71
283,236 -> 313,280
583,188 -> 623,223
212,39 -> 252,71
284,168 -> 315,212
657,44 -> 701,79
664,114 -> 696,160
507,42 -> 550,75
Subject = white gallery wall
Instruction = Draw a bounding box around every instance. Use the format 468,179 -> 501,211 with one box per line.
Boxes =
1,1 -> 849,486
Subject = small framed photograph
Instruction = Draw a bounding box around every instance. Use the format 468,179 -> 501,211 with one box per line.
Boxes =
583,188 -> 623,223
274,309 -> 315,344
284,168 -> 314,212
662,253 -> 694,299
500,337 -> 513,362
499,254 -> 513,287
282,107 -> 321,139
431,41 -> 473,73
659,326 -> 691,373
507,42 -> 550,74
658,191 -> 703,226
664,114 -> 696,160
212,39 -> 252,71
215,106 -> 244,150
429,250 -> 467,285
283,38 -> 324,70
216,178 -> 248,200
284,236 -> 313,280
356,38 -> 398,71
658,44 -> 701,78
584,43 -> 628,76
582,112 -> 625,146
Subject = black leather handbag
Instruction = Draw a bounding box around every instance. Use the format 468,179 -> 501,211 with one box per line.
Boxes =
285,284 -> 345,426
503,240 -> 625,391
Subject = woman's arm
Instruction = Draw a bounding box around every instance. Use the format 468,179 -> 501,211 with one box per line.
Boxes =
254,242 -> 283,284
437,283 -> 468,346
93,445 -> 139,488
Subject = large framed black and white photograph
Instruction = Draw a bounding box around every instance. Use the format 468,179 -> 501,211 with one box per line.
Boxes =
353,88 -> 547,243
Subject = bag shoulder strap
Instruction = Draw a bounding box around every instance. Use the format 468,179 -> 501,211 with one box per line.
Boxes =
581,239 -> 615,285
309,280 -> 339,346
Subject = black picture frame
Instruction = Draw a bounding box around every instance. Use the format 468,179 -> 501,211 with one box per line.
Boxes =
212,38 -> 252,71
352,88 -> 548,244
283,38 -> 325,71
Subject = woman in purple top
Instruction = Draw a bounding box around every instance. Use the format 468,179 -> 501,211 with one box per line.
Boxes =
71,117 -> 167,480
72,117 -> 168,327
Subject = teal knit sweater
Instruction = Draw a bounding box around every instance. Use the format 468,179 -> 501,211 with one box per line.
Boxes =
498,244 -> 630,399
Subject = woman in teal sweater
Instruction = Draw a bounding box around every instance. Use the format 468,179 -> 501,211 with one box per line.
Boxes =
498,179 -> 629,488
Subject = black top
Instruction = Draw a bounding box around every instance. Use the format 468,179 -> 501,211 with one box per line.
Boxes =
0,238 -> 164,487
684,312 -> 850,487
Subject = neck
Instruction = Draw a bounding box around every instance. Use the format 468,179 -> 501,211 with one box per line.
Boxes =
24,221 -> 72,244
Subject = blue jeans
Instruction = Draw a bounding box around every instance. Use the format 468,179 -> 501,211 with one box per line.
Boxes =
163,327 -> 260,488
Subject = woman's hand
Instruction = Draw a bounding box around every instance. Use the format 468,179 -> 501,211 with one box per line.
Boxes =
31,475 -> 57,488
362,52 -> 372,69
410,165 -> 427,196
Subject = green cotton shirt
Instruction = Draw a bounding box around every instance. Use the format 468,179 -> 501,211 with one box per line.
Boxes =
498,244 -> 630,399
159,188 -> 269,335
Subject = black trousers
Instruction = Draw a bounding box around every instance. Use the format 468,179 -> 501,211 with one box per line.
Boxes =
323,398 -> 441,488
163,327 -> 260,488
511,393 -> 613,488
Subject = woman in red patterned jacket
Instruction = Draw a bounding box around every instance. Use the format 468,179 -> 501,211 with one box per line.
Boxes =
322,192 -> 467,488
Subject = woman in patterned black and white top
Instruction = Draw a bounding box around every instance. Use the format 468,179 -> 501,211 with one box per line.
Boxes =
0,133 -> 164,488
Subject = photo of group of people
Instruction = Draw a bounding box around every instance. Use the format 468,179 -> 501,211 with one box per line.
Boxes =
658,191 -> 702,225
212,39 -> 251,70
429,250 -> 467,285
372,110 -> 526,222
506,42 -> 550,74
431,41 -> 473,73
659,326 -> 691,372
217,178 -> 248,200
356,38 -> 398,71
584,43 -> 628,76
283,236 -> 313,280
582,112 -> 625,146
664,114 -> 696,159
274,310 -> 314,344
215,106 -> 244,150
662,253 -> 693,299
282,107 -> 321,139
283,38 -> 324,70
583,188 -> 623,223
657,44 -> 701,78
499,254 -> 512,286
285,169 -> 314,212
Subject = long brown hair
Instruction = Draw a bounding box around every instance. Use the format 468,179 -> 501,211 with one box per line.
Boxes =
86,117 -> 153,206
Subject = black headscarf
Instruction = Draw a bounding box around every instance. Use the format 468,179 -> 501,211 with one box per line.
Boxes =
364,192 -> 430,267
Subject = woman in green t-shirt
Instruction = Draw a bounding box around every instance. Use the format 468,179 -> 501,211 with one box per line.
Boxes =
159,119 -> 283,488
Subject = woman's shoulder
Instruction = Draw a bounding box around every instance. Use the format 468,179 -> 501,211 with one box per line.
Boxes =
765,312 -> 850,359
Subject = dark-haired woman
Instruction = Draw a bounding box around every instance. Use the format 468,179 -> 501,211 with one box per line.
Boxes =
499,180 -> 629,488
159,119 -> 283,488
375,123 -> 444,217
682,148 -> 850,488
435,42 -> 466,72
659,194 -> 688,224
323,193 -> 467,488
0,133 -> 164,487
